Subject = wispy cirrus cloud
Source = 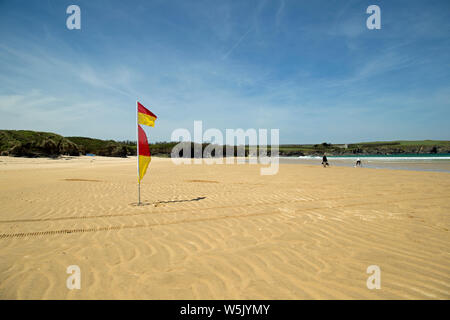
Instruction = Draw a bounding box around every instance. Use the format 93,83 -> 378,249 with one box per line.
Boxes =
0,0 -> 449,143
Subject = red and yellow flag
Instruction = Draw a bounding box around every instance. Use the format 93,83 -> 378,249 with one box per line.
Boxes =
137,102 -> 157,182
138,125 -> 151,181
138,102 -> 157,127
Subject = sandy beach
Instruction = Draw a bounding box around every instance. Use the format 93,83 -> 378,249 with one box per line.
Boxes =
0,156 -> 449,299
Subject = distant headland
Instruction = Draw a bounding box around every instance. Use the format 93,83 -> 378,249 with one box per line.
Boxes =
1,130 -> 449,158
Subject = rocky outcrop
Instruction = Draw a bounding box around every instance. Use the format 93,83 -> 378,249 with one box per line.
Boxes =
97,143 -> 128,157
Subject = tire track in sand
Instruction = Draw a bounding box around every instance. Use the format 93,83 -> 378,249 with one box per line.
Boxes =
1,194 -> 448,239
0,193 -> 446,224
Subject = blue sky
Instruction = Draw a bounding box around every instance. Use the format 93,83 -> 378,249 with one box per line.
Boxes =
0,0 -> 449,144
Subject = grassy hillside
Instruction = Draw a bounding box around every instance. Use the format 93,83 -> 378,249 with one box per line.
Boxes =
0,130 -> 80,157
268,140 -> 450,156
66,137 -> 135,157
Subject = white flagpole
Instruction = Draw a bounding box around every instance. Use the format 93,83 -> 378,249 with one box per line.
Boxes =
136,101 -> 140,205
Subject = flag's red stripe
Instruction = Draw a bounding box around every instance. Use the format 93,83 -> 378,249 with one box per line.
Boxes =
137,102 -> 157,119
138,125 -> 151,157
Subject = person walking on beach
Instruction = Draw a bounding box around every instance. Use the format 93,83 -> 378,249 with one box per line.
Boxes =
355,157 -> 362,167
322,154 -> 329,167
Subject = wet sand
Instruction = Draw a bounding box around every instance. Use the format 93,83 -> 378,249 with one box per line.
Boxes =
280,157 -> 450,173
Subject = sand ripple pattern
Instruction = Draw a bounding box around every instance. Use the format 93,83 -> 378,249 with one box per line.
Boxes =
0,157 -> 449,299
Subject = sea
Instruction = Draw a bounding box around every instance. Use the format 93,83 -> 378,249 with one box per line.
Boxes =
278,154 -> 450,173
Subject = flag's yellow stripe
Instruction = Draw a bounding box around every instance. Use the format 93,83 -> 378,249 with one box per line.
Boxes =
138,112 -> 156,127
138,155 -> 151,181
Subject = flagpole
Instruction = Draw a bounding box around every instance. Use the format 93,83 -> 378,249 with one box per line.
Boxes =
136,100 -> 140,205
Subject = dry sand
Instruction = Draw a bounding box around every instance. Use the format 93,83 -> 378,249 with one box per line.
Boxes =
0,156 -> 449,299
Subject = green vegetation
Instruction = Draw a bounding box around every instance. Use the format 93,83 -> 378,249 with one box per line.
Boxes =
1,130 -> 449,158
343,140 -> 450,155
259,140 -> 450,156
66,137 -> 134,157
0,130 -> 80,157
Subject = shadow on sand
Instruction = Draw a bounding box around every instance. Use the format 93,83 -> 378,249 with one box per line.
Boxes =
130,196 -> 206,207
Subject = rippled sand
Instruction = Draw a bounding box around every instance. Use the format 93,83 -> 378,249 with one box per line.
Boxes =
0,156 -> 449,299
